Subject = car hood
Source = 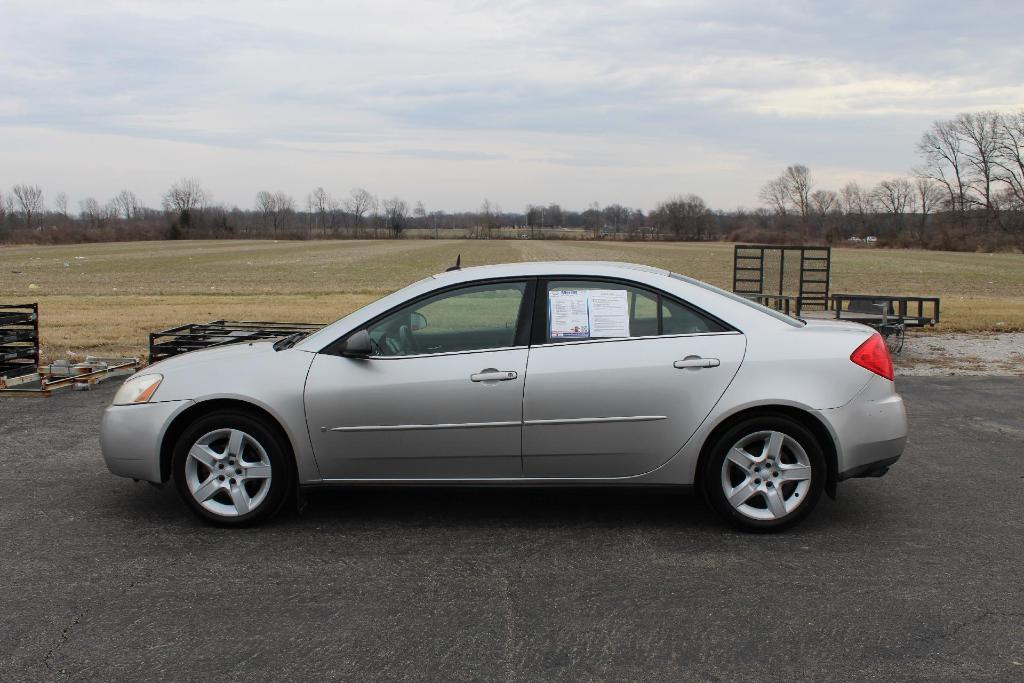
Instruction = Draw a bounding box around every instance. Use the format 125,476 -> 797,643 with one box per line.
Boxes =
145,340 -> 282,376
136,339 -> 317,404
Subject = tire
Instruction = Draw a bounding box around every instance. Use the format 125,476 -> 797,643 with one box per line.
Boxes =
171,410 -> 293,526
702,414 -> 825,533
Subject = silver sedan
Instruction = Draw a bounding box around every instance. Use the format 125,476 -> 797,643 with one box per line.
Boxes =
100,261 -> 907,531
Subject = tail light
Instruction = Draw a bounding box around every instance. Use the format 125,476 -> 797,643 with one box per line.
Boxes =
850,333 -> 894,381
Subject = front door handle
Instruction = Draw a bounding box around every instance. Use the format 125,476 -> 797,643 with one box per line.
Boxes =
470,369 -> 518,382
673,357 -> 720,369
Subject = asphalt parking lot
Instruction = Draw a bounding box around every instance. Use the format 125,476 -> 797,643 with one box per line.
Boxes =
1,377 -> 1021,680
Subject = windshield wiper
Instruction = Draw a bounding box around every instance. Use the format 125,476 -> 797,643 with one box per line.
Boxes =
273,332 -> 307,351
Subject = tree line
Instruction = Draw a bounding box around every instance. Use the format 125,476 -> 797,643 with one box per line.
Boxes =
755,110 -> 1024,250
2,110 -> 1023,251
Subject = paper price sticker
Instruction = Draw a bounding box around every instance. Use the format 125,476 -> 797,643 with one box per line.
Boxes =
549,289 -> 590,338
587,289 -> 629,338
548,289 -> 631,339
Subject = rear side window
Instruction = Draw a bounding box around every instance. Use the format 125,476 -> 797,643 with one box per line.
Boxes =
545,280 -> 726,342
662,297 -> 726,335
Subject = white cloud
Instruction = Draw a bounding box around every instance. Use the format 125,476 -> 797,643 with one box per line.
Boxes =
1,0 -> 1023,210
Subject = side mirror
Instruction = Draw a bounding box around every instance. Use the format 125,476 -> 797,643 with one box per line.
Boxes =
410,312 -> 427,331
340,329 -> 373,357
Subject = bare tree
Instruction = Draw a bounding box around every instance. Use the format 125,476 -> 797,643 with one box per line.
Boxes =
79,197 -> 103,228
601,204 -> 630,234
810,189 -> 837,215
759,178 -> 788,216
783,165 -> 813,216
413,201 -> 428,236
255,190 -> 294,236
12,184 -> 44,230
0,190 -> 9,233
162,178 -> 208,214
955,111 -> 1000,225
478,199 -> 499,237
917,119 -> 969,224
873,178 -> 916,236
162,178 -> 209,236
839,182 -> 876,236
429,209 -> 445,239
308,187 -> 334,236
994,110 -> 1024,208
381,197 -> 408,237
650,194 -> 710,240
111,189 -> 139,220
344,188 -> 374,237
914,177 -> 944,246
255,191 -> 275,233
546,203 -> 564,228
582,201 -> 602,239
809,189 -> 838,239
627,208 -> 645,240
54,192 -> 69,219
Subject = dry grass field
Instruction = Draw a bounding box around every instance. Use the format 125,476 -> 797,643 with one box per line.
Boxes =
1,239 -> 1022,362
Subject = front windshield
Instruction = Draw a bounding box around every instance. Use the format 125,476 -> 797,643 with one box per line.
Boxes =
669,272 -> 805,327
297,275 -> 438,350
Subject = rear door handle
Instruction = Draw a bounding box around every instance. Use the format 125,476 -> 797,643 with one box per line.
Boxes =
470,369 -> 518,382
673,357 -> 720,369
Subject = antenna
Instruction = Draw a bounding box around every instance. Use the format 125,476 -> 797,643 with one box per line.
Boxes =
445,254 -> 461,272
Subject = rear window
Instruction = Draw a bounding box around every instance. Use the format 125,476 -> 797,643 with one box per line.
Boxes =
668,272 -> 805,327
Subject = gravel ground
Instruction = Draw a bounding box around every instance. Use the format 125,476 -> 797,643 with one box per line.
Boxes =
897,332 -> 1024,376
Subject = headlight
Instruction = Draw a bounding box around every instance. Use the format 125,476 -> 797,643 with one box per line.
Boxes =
113,374 -> 163,405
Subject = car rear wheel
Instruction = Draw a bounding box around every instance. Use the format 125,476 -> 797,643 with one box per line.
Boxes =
171,411 -> 292,526
702,415 -> 825,532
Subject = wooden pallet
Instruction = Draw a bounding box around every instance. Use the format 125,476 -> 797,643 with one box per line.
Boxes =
0,358 -> 139,397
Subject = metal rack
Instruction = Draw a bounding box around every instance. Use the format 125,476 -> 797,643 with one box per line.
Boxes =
829,294 -> 940,328
733,245 -> 831,315
149,320 -> 324,362
0,303 -> 40,382
800,295 -> 940,354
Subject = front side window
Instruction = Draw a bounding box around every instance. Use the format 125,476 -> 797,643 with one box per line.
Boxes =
365,282 -> 527,356
546,280 -> 726,342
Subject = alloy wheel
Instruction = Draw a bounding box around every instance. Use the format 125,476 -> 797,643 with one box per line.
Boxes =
184,428 -> 273,517
720,430 -> 813,521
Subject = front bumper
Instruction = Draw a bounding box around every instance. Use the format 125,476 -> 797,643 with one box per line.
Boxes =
100,399 -> 194,483
818,375 -> 908,480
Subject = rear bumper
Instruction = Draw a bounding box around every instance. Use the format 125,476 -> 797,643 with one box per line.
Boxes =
100,399 -> 193,483
818,375 -> 908,480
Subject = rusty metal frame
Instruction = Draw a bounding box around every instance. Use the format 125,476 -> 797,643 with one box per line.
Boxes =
0,303 -> 40,383
149,320 -> 324,362
0,358 -> 139,398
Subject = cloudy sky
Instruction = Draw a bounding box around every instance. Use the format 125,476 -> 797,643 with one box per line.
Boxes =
1,0 -> 1022,213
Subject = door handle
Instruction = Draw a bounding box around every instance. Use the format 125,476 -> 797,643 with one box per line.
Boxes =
470,369 -> 518,382
673,357 -> 720,369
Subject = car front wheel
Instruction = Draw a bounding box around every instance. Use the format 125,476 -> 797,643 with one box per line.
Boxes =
171,411 -> 292,526
703,415 -> 825,532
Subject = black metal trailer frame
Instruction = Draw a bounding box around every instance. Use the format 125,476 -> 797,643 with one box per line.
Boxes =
0,303 -> 40,382
829,294 -> 940,328
149,320 -> 324,363
733,244 -> 831,314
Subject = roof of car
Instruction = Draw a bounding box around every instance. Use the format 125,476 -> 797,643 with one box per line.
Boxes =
431,261 -> 670,280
